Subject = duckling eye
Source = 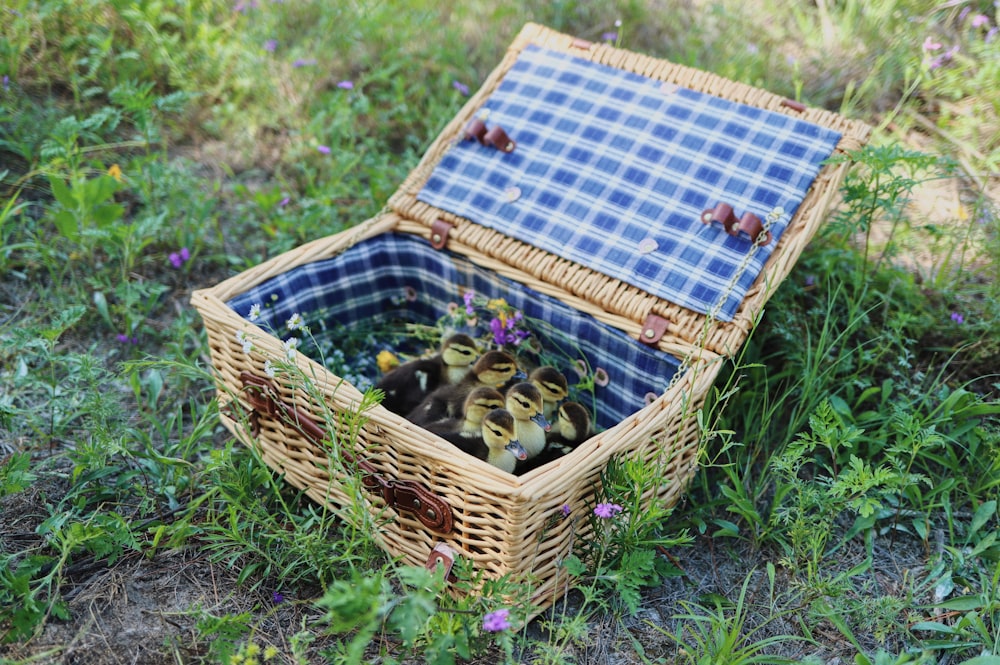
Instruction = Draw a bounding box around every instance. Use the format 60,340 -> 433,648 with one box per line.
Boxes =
515,398 -> 529,408
454,347 -> 474,356
488,426 -> 502,436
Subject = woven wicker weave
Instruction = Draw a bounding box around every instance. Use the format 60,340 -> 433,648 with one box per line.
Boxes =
191,22 -> 870,613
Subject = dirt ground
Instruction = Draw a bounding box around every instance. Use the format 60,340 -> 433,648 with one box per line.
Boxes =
0,451 -> 935,665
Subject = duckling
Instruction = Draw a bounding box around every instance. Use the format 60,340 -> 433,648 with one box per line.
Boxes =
375,333 -> 479,416
406,350 -> 524,426
504,382 -> 550,460
516,401 -> 592,473
445,408 -> 526,473
529,366 -> 569,423
548,401 -> 592,452
424,386 -> 504,439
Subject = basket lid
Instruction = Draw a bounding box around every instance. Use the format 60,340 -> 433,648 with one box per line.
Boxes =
388,24 -> 869,354
413,43 -> 840,322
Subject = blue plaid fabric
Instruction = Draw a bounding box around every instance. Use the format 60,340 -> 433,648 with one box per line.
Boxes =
227,233 -> 680,430
417,45 -> 842,320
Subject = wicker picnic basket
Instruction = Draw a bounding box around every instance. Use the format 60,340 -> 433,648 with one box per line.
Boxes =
191,23 -> 871,612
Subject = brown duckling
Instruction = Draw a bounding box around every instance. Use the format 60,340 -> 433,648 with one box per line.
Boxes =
517,401 -> 592,473
375,333 -> 478,416
406,350 -> 524,426
504,382 -> 550,460
424,386 -> 505,439
448,408 -> 527,474
529,366 -> 569,423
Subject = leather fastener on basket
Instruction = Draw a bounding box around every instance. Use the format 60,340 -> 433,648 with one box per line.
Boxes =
701,203 -> 771,246
640,314 -> 670,346
483,125 -> 516,153
425,542 -> 458,583
430,218 -> 453,250
237,372 -> 454,534
463,117 -> 488,144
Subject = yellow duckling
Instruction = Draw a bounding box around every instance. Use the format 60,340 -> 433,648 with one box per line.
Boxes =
504,381 -> 550,460
449,408 -> 527,474
375,333 -> 478,416
407,350 -> 524,426
529,366 -> 569,423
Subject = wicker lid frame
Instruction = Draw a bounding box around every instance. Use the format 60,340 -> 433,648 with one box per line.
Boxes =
388,23 -> 872,356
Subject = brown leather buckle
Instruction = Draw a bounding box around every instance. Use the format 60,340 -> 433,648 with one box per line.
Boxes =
430,218 -> 453,250
362,474 -> 454,534
639,314 -> 670,346
483,125 -> 516,153
238,372 -> 455,534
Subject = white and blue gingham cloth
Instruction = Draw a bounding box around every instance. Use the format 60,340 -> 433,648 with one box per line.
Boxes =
417,45 -> 842,320
228,234 -> 680,429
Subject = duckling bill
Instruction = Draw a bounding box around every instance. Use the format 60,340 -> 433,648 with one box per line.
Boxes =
446,408 -> 527,474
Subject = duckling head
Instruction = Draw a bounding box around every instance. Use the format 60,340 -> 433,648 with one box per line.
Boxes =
505,382 -> 551,431
473,350 -> 525,388
462,386 -> 505,425
557,401 -> 591,444
482,408 -> 527,460
529,366 -> 569,404
440,333 -> 479,368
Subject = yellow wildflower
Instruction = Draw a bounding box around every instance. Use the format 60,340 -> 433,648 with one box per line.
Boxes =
487,298 -> 508,311
263,645 -> 279,660
377,350 -> 400,373
107,164 -> 123,182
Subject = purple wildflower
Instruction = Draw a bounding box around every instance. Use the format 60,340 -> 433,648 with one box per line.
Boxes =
594,503 -> 623,519
452,80 -> 469,96
951,311 -> 965,324
804,275 -> 816,287
601,31 -> 618,41
272,591 -> 284,604
2,75 -> 8,91
117,333 -> 130,344
278,196 -> 290,207
987,26 -> 999,42
317,144 -> 331,154
292,58 -> 317,68
168,247 -> 190,269
561,504 -> 571,517
482,609 -> 511,632
490,318 -> 506,346
336,80 -> 354,90
463,291 -> 475,315
264,39 -> 277,52
972,14 -> 990,28
923,37 -> 942,51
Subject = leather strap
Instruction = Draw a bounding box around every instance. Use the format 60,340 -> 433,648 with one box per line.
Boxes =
239,372 -> 454,534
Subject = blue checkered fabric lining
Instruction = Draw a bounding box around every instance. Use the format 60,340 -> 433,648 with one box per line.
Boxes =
227,233 -> 680,430
417,45 -> 842,321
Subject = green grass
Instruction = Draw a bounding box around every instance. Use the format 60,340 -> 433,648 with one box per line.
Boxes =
2,0 -> 999,663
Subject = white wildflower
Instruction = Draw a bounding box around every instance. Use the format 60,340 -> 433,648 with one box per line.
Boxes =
248,303 -> 262,321
264,359 -> 276,378
286,312 -> 305,331
283,337 -> 300,360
